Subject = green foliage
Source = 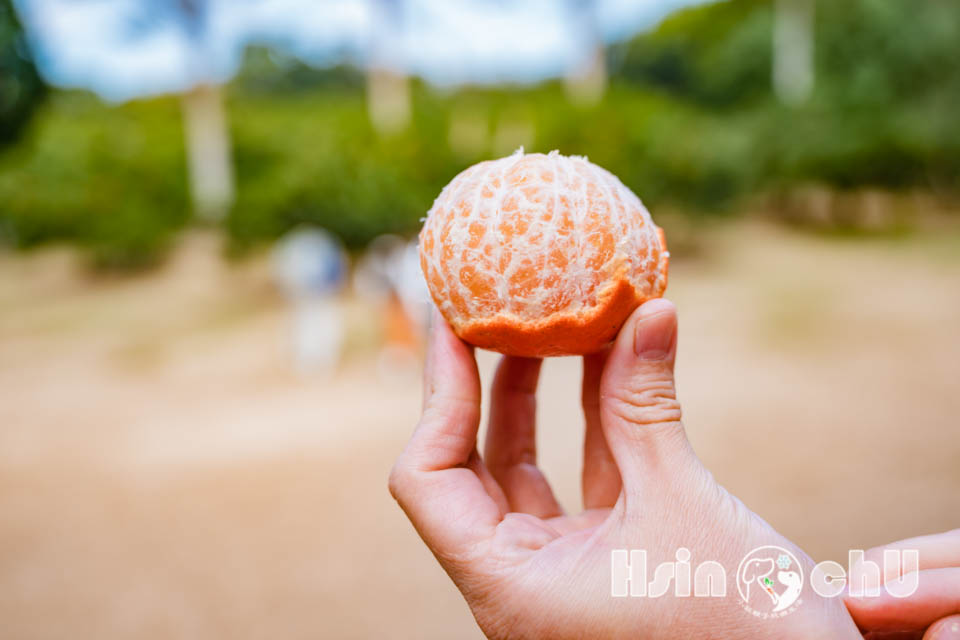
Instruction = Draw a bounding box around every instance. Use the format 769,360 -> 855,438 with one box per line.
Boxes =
1,0 -> 958,268
0,92 -> 188,268
226,80 -> 755,254
0,0 -> 46,146
612,0 -> 772,107
227,85 -> 453,252
234,46 -> 365,95
612,0 -> 960,191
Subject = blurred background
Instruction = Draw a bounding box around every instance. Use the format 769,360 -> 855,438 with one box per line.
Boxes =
1,0 -> 958,637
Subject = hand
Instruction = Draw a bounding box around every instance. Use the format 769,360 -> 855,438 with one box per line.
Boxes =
389,299 -> 861,639
846,529 -> 960,640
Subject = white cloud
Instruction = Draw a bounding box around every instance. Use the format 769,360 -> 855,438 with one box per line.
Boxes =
13,0 -> 706,101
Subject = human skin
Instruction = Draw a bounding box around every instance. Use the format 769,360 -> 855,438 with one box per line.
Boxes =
389,298 -> 864,638
846,529 -> 960,639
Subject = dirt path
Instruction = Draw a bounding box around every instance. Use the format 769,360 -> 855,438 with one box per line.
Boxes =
0,222 -> 958,638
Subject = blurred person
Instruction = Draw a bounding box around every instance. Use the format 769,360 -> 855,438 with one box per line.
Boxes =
354,234 -> 431,381
389,300 -> 960,639
273,227 -> 346,374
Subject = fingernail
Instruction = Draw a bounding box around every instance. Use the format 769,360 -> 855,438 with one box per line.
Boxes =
633,305 -> 677,360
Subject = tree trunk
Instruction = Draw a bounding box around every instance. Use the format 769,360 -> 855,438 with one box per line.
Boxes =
773,0 -> 815,106
181,84 -> 234,222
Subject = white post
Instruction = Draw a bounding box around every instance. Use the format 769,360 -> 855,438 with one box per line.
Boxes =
564,0 -> 607,106
181,84 -> 235,222
773,0 -> 815,106
367,0 -> 410,134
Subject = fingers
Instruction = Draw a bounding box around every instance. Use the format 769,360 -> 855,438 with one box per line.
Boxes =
848,529 -> 960,636
389,310 -> 506,561
411,308 -> 483,471
858,529 -> 960,584
847,568 -> 960,634
598,298 -> 694,494
484,356 -> 563,518
924,615 -> 960,640
581,348 -> 621,509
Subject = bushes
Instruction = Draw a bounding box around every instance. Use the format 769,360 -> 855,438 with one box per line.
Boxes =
1,0 -> 958,268
612,0 -> 960,193
612,0 -> 773,108
0,92 -> 188,268
0,0 -> 46,146
226,89 -> 449,253
2,76 -> 956,269
215,0 -> 960,253
224,80 -> 764,255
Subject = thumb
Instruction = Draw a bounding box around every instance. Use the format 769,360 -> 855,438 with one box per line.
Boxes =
599,298 -> 693,492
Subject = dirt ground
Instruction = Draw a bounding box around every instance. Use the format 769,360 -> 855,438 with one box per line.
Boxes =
0,220 -> 958,639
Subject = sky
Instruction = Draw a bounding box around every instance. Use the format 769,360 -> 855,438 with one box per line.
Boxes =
12,0 -> 707,101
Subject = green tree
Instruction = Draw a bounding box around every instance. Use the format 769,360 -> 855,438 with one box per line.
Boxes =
0,0 -> 45,145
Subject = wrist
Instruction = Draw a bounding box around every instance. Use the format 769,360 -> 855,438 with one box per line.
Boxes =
697,556 -> 861,640
664,587 -> 859,640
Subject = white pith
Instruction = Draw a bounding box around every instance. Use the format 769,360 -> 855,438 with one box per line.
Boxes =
420,149 -> 667,328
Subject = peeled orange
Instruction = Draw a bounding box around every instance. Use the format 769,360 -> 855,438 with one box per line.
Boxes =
419,150 -> 668,357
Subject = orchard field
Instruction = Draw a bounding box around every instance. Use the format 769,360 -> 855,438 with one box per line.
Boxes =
1,218 -> 958,638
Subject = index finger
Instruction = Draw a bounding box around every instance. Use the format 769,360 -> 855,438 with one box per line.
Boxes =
388,309 -> 504,560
